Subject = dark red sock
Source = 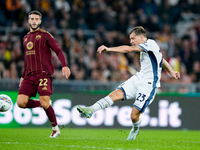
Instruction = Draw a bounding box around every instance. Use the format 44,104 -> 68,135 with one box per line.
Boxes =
44,106 -> 57,127
25,99 -> 41,108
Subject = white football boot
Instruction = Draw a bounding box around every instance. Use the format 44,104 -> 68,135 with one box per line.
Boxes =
49,129 -> 60,138
50,125 -> 60,138
77,106 -> 93,118
126,128 -> 139,140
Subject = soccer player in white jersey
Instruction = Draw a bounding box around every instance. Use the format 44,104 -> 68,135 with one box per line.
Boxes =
77,26 -> 180,140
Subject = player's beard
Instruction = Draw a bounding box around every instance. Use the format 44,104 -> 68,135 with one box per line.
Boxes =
30,23 -> 40,31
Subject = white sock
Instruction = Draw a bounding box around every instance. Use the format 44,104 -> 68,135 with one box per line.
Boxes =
52,125 -> 59,131
90,96 -> 114,112
132,118 -> 141,131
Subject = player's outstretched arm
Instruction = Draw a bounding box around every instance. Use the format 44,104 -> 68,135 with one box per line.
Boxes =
162,58 -> 180,80
97,45 -> 142,54
97,45 -> 109,53
62,66 -> 71,79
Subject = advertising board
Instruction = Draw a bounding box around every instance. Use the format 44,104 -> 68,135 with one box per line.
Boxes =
0,91 -> 200,130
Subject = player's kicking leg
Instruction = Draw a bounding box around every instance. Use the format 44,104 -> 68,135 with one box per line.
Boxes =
77,95 -> 114,118
77,106 -> 93,118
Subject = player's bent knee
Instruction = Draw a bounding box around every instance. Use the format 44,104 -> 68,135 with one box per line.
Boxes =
40,101 -> 49,109
17,95 -> 29,108
39,95 -> 50,109
130,114 -> 140,123
17,100 -> 27,108
130,114 -> 137,122
109,89 -> 124,102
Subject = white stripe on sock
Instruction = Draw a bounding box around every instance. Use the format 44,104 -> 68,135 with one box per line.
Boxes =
90,96 -> 114,112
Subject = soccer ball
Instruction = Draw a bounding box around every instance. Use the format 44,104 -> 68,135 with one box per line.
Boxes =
0,94 -> 12,112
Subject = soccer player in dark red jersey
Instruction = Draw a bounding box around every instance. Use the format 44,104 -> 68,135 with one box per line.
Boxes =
17,10 -> 71,138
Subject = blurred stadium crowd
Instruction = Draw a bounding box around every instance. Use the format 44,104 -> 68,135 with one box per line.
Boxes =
0,0 -> 200,86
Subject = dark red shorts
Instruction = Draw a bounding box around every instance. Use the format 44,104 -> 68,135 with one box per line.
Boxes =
18,73 -> 53,97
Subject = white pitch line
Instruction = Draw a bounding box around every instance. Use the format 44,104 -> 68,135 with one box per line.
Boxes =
1,142 -> 142,150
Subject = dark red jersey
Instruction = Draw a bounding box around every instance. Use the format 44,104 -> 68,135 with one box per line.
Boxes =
22,29 -> 67,77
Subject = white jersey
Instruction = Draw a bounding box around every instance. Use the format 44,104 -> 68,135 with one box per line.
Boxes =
136,39 -> 162,87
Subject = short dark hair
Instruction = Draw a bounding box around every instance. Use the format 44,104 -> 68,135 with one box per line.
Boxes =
28,10 -> 42,20
129,26 -> 146,37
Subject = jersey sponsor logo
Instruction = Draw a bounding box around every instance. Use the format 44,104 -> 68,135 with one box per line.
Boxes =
36,35 -> 41,40
26,50 -> 35,55
27,42 -> 33,50
24,38 -> 27,42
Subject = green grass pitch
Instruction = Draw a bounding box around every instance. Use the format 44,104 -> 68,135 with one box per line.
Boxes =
1,128 -> 200,150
